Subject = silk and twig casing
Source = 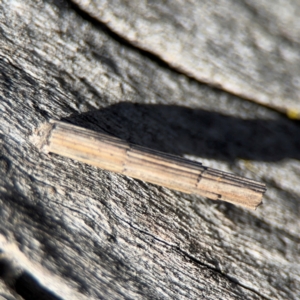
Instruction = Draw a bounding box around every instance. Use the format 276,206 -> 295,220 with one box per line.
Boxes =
32,121 -> 266,209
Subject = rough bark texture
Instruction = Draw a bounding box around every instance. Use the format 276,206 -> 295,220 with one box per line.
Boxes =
0,0 -> 299,299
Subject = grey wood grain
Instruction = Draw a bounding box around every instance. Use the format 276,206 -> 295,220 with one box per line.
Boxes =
0,0 -> 299,299
72,0 -> 300,116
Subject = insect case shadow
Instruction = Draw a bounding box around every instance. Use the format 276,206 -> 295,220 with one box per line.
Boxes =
64,102 -> 300,162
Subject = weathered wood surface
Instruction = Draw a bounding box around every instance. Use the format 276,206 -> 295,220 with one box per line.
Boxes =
0,0 -> 299,299
73,0 -> 300,116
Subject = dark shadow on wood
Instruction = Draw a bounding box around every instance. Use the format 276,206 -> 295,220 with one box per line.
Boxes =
63,102 -> 300,162
0,257 -> 62,300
